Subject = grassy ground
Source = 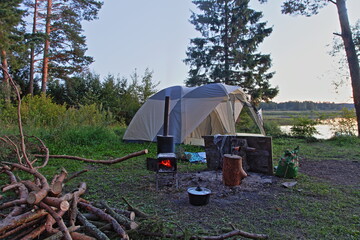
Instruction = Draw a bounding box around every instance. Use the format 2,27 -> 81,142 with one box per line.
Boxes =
1,126 -> 360,239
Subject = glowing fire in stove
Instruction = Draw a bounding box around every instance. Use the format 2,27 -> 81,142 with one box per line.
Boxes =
159,159 -> 172,168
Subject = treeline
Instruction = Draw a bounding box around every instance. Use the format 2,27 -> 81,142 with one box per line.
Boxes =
1,69 -> 159,125
259,101 -> 354,111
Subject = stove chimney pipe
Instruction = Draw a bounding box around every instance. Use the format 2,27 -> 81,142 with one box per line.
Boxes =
157,96 -> 174,154
163,96 -> 170,136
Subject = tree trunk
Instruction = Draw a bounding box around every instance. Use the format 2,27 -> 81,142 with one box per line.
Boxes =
336,0 -> 360,137
41,0 -> 52,94
224,0 -> 230,84
28,0 -> 39,96
1,50 -> 10,102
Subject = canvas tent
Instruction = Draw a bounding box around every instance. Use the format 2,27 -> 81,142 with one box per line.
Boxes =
123,83 -> 265,145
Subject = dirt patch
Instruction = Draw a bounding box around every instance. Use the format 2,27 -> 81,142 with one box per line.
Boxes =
299,159 -> 360,186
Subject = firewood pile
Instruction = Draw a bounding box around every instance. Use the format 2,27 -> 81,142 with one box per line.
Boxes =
0,140 -> 148,240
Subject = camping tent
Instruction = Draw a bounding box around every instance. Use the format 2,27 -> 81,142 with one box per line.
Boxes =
123,83 -> 265,145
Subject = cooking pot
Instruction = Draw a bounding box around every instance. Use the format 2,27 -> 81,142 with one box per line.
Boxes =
187,186 -> 211,206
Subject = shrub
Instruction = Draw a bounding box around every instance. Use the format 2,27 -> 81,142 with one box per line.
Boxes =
263,121 -> 283,136
20,94 -> 67,128
328,108 -> 357,136
290,117 -> 319,138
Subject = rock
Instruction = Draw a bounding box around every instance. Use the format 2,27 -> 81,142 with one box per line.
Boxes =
281,181 -> 297,188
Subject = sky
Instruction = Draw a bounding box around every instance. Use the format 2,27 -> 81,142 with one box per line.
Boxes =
82,0 -> 360,103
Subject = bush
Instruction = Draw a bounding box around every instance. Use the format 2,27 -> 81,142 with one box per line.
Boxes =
21,94 -> 67,128
290,117 -> 319,138
263,121 -> 283,136
328,108 -> 357,136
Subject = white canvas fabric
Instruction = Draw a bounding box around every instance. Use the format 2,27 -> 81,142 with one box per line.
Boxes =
123,83 -> 265,145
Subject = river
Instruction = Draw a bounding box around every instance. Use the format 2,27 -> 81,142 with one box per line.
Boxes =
280,124 -> 335,139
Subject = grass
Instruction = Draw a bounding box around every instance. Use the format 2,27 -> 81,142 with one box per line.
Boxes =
1,125 -> 360,239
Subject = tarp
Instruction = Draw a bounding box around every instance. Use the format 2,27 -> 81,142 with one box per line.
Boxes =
123,83 -> 265,145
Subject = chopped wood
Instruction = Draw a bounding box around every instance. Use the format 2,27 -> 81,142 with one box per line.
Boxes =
42,226 -> 80,240
77,212 -> 110,240
39,202 -> 72,240
112,208 -> 135,221
34,149 -> 148,164
0,199 -> 27,210
42,197 -> 70,211
0,209 -> 48,235
100,200 -> 139,230
82,212 -> 100,221
0,218 -> 42,239
79,201 -> 129,240
70,232 -> 97,240
122,197 -> 148,219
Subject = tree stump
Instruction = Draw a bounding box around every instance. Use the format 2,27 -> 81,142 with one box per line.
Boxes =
222,154 -> 247,186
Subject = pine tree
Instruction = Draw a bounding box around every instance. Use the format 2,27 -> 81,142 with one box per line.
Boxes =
25,0 -> 103,94
0,0 -> 26,100
184,0 -> 278,103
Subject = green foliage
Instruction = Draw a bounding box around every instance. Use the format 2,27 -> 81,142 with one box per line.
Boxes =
47,69 -> 159,125
328,107 -> 357,137
263,121 -> 283,136
236,109 -> 261,133
0,95 -> 115,135
20,94 -> 67,128
290,117 -> 319,138
185,0 -> 278,103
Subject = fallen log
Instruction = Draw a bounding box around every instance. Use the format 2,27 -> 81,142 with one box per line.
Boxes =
34,149 -> 148,164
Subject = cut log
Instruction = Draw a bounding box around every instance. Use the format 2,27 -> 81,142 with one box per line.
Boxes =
70,232 -> 97,240
27,188 -> 49,205
100,200 -> 139,230
222,154 -> 247,186
42,225 -> 79,240
122,197 -> 148,219
0,218 -> 42,239
112,208 -> 136,221
39,202 -> 72,240
43,197 -> 70,211
0,209 -> 48,235
79,201 -> 129,240
77,212 -> 110,240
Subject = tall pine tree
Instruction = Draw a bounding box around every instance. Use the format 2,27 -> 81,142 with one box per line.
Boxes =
184,0 -> 278,103
0,0 -> 26,100
25,0 -> 103,94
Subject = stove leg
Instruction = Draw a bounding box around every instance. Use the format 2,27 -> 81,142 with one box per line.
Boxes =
156,173 -> 159,191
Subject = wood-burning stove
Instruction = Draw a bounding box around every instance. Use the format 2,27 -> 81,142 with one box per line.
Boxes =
146,96 -> 178,190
